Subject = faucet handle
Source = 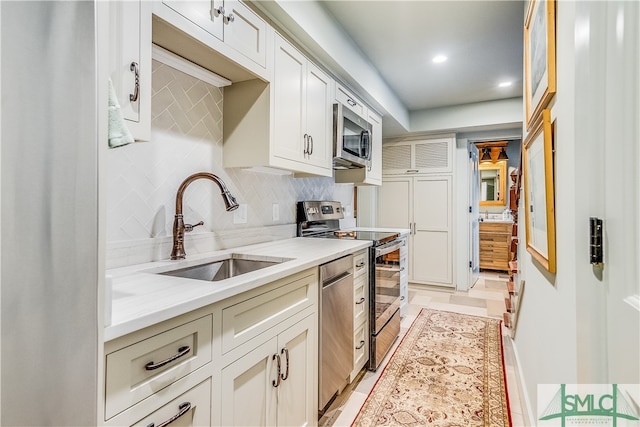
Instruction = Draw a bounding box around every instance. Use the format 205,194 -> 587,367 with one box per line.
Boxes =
184,221 -> 204,232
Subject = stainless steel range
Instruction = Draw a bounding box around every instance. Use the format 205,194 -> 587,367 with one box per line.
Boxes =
297,201 -> 402,377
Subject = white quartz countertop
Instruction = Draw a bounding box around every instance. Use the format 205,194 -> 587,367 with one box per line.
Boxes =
104,237 -> 371,342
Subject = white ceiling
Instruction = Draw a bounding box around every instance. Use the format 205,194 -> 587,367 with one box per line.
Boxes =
320,1 -> 525,112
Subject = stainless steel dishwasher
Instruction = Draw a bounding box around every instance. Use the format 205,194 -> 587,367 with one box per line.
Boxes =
319,254 -> 354,414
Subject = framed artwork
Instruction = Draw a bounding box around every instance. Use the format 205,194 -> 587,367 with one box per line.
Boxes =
524,0 -> 556,130
523,109 -> 556,273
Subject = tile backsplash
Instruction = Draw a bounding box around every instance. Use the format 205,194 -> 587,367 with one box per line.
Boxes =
106,59 -> 354,268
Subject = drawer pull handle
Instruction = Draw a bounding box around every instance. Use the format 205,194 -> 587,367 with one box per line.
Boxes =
356,262 -> 365,268
144,346 -> 190,371
129,62 -> 139,102
280,347 -> 290,381
347,98 -> 357,107
355,297 -> 366,305
147,402 -> 191,427
272,354 -> 281,387
355,340 -> 365,350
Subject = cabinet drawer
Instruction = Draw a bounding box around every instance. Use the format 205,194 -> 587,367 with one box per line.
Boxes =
336,84 -> 367,119
351,322 -> 368,380
354,275 -> 368,328
353,250 -> 368,278
105,315 -> 212,420
479,233 -> 510,244
131,378 -> 211,427
479,222 -> 512,233
221,270 -> 317,353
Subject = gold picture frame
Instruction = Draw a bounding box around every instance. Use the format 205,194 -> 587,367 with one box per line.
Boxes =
523,109 -> 556,273
524,0 -> 556,130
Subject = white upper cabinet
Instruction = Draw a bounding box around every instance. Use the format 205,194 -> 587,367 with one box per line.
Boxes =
335,83 -> 368,121
155,0 -> 270,80
223,33 -> 334,177
272,35 -> 333,173
109,0 -> 152,141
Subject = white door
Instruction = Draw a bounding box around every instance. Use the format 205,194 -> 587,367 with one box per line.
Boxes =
378,177 -> 412,277
468,144 -> 480,288
602,0 -> 640,383
304,61 -> 332,169
413,176 -> 453,286
273,36 -> 305,164
276,314 -> 316,427
220,338 -> 278,426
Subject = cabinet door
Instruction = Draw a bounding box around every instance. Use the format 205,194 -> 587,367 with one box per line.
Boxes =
413,176 -> 453,285
273,36 -> 305,164
109,0 -> 151,141
223,0 -> 267,67
277,314 -> 316,427
162,0 -> 224,40
220,338 -> 278,427
304,61 -> 333,170
378,177 -> 412,229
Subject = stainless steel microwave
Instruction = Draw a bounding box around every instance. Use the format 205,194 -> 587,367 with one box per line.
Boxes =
333,103 -> 372,169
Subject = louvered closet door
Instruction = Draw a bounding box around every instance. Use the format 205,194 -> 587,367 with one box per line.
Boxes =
413,176 -> 453,286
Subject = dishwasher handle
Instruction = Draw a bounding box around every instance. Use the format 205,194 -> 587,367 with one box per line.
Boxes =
322,271 -> 352,288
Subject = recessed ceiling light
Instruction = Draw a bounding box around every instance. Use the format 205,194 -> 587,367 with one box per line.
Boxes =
498,81 -> 513,88
432,55 -> 447,64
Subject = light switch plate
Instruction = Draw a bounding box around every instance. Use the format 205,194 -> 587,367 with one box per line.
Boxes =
272,203 -> 279,221
233,204 -> 247,224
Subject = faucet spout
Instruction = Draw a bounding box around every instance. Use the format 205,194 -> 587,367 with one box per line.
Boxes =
171,172 -> 239,260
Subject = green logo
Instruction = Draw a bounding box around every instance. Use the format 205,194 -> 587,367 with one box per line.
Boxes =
539,384 -> 639,426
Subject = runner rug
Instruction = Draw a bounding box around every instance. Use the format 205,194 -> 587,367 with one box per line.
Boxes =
352,309 -> 511,427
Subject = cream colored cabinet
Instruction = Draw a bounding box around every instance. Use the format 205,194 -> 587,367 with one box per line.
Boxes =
382,137 -> 454,175
220,313 -> 316,427
215,267 -> 318,427
272,34 -> 333,175
399,236 -> 409,316
335,109 -> 383,186
350,249 -> 369,381
159,0 -> 268,70
335,83 -> 368,120
109,0 -> 151,141
379,175 -> 454,287
223,33 -> 333,176
103,314 -> 213,425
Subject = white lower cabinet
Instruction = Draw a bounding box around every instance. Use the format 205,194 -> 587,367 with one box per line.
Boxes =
104,267 -> 320,427
220,312 -> 316,427
399,236 -> 409,316
350,249 -> 369,381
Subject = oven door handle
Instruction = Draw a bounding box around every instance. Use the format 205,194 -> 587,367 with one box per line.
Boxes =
375,240 -> 404,258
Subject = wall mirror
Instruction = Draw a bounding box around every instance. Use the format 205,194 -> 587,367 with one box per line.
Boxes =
479,160 -> 507,206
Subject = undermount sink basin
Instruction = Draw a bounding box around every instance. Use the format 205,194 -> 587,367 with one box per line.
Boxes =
158,254 -> 292,282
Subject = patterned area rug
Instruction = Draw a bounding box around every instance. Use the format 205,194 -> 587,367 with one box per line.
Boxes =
352,309 -> 511,427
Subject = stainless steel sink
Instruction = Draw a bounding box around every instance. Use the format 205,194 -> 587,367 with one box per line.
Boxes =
158,254 -> 291,282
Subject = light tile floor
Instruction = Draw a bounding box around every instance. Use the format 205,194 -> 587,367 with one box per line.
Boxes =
321,272 -> 529,427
